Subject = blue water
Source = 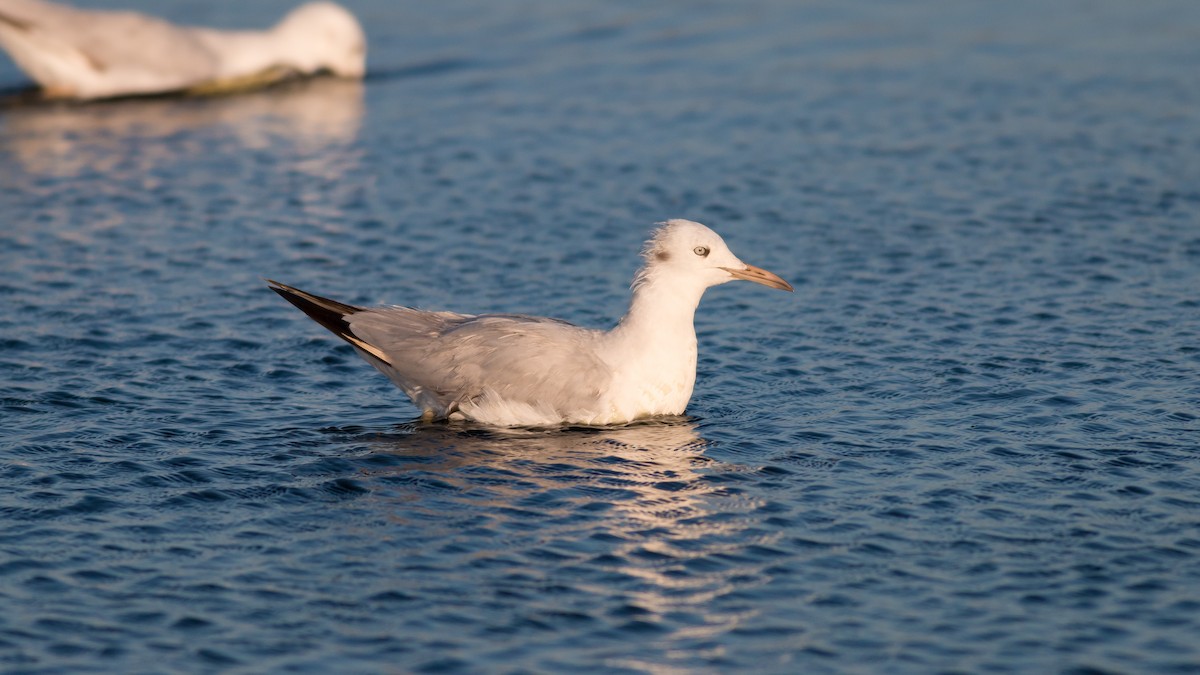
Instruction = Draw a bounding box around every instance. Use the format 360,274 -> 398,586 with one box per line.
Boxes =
3,0 -> 1200,672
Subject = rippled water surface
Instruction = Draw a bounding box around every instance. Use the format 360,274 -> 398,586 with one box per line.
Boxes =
3,0 -> 1200,672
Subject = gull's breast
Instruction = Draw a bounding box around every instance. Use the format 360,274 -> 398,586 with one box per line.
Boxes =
597,343 -> 698,423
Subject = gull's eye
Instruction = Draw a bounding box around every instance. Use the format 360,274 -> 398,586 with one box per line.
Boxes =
693,246 -> 710,257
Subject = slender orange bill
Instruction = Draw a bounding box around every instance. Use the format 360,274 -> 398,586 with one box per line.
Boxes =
722,264 -> 794,292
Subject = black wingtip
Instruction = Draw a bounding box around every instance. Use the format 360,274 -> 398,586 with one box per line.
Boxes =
267,280 -> 364,343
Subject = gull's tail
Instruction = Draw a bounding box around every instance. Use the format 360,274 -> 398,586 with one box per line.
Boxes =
267,280 -> 392,365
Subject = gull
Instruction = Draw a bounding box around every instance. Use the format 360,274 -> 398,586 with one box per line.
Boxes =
269,219 -> 793,427
0,0 -> 365,100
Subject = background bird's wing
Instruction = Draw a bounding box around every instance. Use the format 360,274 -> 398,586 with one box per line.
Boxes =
0,0 -> 217,94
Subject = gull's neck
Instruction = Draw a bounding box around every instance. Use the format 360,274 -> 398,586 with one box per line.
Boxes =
192,28 -> 306,81
598,267 -> 706,419
612,270 -> 705,341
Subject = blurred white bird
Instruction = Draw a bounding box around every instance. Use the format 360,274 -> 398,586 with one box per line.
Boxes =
0,0 -> 365,99
269,220 -> 793,427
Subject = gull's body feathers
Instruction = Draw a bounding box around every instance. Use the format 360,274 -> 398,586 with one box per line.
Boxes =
0,0 -> 365,99
270,220 -> 792,427
352,309 -> 614,425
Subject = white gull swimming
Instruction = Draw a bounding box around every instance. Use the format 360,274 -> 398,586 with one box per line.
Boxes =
0,0 -> 364,100
269,219 -> 792,427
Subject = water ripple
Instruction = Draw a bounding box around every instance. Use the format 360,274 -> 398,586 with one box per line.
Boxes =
2,0 -> 1200,672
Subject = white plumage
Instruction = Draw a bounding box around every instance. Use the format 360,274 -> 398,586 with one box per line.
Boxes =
270,220 -> 792,427
0,0 -> 365,99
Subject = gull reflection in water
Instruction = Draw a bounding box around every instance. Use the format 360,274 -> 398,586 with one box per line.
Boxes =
343,418 -> 771,640
0,76 -> 363,178
351,417 -> 718,533
361,415 -> 708,477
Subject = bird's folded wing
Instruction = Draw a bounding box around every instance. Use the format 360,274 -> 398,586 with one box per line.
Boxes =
347,309 -> 612,412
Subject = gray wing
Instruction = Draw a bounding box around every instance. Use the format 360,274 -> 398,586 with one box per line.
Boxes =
348,309 -> 613,415
0,0 -> 217,95
267,280 -> 612,418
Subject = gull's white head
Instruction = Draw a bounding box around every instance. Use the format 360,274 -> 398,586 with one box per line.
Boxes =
274,2 -> 367,78
635,219 -> 793,293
